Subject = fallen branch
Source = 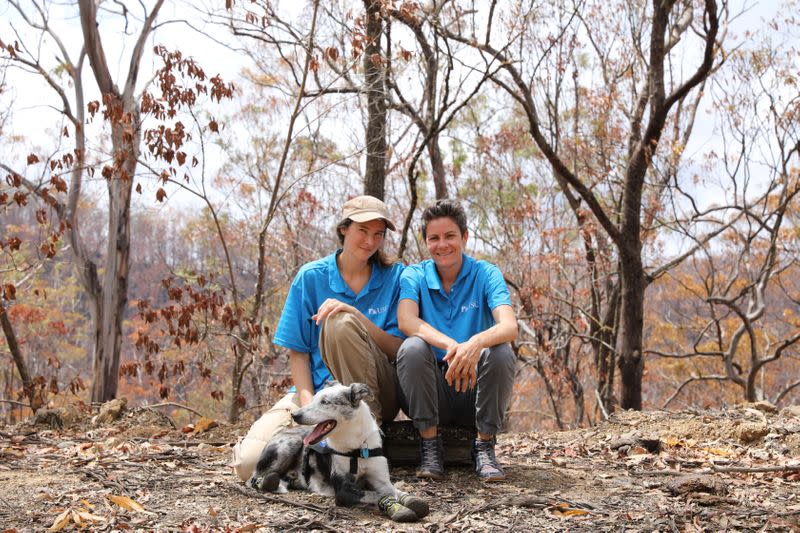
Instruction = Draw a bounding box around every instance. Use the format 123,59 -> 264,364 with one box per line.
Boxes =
0,399 -> 30,408
83,468 -> 131,495
226,481 -> 327,513
710,463 -> 800,474
141,402 -> 206,419
632,463 -> 800,476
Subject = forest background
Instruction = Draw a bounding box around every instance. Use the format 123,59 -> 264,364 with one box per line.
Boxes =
1,0 -> 799,433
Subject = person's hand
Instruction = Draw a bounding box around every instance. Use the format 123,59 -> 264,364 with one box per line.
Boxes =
312,298 -> 357,325
443,336 -> 483,392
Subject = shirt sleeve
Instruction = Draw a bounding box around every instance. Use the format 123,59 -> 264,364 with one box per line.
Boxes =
273,269 -> 314,354
382,263 -> 404,338
484,263 -> 512,310
399,265 -> 422,304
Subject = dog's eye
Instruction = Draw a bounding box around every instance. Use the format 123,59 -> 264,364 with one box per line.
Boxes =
320,399 -> 329,405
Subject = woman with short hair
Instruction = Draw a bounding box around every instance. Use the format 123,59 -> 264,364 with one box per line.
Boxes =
397,199 -> 518,482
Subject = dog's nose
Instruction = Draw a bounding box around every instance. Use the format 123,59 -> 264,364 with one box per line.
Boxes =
291,412 -> 301,423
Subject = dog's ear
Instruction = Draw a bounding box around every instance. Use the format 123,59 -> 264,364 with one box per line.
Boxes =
349,383 -> 372,405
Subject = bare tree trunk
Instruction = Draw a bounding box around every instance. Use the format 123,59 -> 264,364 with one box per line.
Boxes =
363,0 -> 387,199
617,246 -> 645,410
595,285 -> 619,414
79,0 -> 163,402
92,113 -> 138,401
0,303 -> 38,411
428,140 -> 447,199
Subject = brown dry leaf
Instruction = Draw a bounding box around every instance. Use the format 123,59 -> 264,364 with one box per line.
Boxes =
701,447 -> 734,457
193,417 -> 219,434
235,525 -> 260,532
107,494 -> 148,513
562,508 -> 591,517
47,509 -> 71,532
550,502 -> 591,517
76,510 -> 106,523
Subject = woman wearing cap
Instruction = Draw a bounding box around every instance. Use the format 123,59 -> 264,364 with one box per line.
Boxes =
233,195 -> 404,481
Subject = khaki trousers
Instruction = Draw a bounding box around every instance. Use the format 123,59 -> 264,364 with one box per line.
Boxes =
320,311 -> 399,424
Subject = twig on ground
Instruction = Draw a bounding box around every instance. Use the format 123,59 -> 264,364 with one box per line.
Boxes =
142,402 -> 207,419
0,495 -> 16,510
227,481 -> 327,513
632,463 -> 800,476
0,399 -> 29,408
83,468 -> 131,495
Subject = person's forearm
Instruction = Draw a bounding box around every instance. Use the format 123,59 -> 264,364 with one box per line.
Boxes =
472,321 -> 517,348
354,312 -> 403,360
287,350 -> 315,406
400,314 -> 456,351
473,306 -> 518,348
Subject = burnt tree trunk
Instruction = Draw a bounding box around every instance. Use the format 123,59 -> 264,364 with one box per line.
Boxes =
363,0 -> 387,199
617,245 -> 646,410
0,303 -> 38,411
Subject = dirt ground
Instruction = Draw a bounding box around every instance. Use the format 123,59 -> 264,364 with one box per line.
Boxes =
1,401 -> 799,532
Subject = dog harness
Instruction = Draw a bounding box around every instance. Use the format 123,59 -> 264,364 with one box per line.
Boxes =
307,440 -> 385,475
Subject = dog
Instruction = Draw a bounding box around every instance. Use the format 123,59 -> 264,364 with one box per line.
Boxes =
248,382 -> 429,522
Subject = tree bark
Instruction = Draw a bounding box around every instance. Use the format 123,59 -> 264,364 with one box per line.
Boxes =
78,0 -> 162,402
0,303 -> 38,411
363,0 -> 387,199
428,140 -> 447,199
92,111 -> 138,402
617,246 -> 646,410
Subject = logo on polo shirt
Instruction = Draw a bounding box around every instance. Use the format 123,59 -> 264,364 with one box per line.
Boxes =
368,305 -> 388,315
460,301 -> 479,313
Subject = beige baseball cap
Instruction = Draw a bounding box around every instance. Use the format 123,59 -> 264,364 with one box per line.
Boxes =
340,195 -> 396,231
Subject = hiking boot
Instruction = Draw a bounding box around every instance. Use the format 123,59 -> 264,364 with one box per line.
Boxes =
416,435 -> 444,480
472,437 -> 505,482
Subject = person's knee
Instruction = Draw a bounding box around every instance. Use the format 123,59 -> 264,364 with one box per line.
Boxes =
487,343 -> 517,377
397,336 -> 432,368
322,310 -> 361,336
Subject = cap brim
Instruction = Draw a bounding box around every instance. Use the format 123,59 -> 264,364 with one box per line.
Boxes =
348,212 -> 397,231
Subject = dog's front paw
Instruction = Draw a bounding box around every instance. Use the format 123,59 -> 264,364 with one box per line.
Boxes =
397,492 -> 429,519
378,495 -> 418,523
249,471 -> 281,492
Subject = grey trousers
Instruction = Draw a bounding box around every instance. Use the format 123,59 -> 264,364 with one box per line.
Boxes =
396,336 -> 517,436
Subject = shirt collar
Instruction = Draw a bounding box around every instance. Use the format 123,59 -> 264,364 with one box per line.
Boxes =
327,251 -> 350,295
327,250 -> 381,298
424,253 -> 473,292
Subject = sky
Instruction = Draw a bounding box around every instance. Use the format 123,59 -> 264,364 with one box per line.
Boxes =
1,0 -> 795,236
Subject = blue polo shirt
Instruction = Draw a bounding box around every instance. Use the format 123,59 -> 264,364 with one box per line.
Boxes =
273,251 -> 404,392
399,254 -> 511,360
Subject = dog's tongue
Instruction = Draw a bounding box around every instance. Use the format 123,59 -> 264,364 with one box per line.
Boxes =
304,420 -> 336,445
